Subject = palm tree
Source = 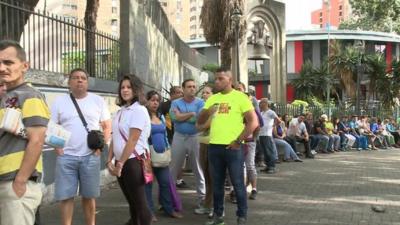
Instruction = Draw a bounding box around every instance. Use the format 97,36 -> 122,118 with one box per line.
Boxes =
200,0 -> 246,68
329,40 -> 359,100
364,53 -> 386,102
377,59 -> 400,109
290,60 -> 318,101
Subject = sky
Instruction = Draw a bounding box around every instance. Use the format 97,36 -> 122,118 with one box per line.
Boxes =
284,0 -> 322,30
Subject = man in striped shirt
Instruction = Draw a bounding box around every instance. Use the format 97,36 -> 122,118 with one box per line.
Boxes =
0,40 -> 49,225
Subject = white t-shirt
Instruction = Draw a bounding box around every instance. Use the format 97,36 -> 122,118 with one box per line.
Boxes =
111,102 -> 151,160
287,118 -> 307,137
51,93 -> 111,156
259,109 -> 277,136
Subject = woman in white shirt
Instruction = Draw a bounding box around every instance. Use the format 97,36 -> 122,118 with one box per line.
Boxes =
106,74 -> 152,225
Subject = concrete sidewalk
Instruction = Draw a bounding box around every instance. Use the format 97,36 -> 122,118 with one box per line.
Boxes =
41,149 -> 400,225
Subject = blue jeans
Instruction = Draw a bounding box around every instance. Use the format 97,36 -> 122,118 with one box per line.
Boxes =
54,153 -> 100,201
208,144 -> 247,218
259,136 -> 276,169
145,167 -> 175,215
351,133 -> 368,149
309,135 -> 320,150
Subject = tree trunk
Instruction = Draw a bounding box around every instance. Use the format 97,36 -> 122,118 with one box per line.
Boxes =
341,71 -> 356,99
220,40 -> 232,69
0,0 -> 39,40
84,0 -> 99,77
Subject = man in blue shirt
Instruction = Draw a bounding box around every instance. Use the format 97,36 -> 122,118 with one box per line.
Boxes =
169,79 -> 205,210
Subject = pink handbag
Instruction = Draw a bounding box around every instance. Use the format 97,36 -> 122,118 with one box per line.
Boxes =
118,111 -> 153,184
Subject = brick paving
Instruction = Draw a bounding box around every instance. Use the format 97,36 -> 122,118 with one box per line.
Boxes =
41,149 -> 400,225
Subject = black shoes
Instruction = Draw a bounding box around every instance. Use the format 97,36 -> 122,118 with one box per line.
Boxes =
249,190 -> 257,200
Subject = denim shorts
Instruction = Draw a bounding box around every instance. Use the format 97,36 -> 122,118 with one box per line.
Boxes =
54,153 -> 100,201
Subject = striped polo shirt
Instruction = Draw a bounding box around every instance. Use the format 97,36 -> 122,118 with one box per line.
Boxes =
0,83 -> 50,181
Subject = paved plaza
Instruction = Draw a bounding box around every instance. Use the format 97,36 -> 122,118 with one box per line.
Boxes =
42,149 -> 400,225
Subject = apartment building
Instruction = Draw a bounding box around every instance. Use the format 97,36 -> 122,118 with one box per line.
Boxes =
159,0 -> 204,41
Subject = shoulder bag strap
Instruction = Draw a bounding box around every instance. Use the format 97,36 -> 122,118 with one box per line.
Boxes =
70,93 -> 89,133
117,110 -> 143,160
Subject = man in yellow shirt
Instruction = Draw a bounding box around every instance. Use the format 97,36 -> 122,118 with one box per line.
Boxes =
197,68 -> 258,225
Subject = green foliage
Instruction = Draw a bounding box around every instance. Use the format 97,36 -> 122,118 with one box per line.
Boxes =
375,59 -> 400,109
340,0 -> 400,33
201,63 -> 220,73
291,59 -> 337,102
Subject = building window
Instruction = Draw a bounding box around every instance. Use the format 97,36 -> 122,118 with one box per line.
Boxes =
190,16 -> 196,21
160,2 -> 167,7
190,7 -> 197,12
339,11 -> 342,17
190,0 -> 196,2
319,18 -> 323,23
63,16 -> 77,22
320,24 -> 323,28
112,7 -> 117,14
111,19 -> 118,26
339,5 -> 343,10
190,25 -> 196,30
319,12 -> 323,17
303,41 -> 313,62
62,3 -> 77,10
190,34 -> 197,39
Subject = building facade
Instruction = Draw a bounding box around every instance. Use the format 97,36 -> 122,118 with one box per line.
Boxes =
311,0 -> 351,29
251,30 -> 400,102
159,0 -> 204,41
36,0 -> 120,37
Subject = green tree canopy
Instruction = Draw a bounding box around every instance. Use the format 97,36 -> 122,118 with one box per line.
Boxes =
340,0 -> 400,33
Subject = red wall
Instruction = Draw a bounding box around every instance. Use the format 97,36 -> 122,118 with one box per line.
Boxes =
386,42 -> 392,70
294,41 -> 303,73
286,84 -> 295,103
255,82 -> 263,99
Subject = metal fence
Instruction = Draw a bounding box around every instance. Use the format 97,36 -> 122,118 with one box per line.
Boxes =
0,0 -> 119,80
273,103 -> 399,119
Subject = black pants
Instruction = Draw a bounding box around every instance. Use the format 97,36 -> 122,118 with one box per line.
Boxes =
294,136 -> 312,156
117,158 -> 152,225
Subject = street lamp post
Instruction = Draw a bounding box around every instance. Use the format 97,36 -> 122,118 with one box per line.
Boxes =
354,40 -> 365,115
324,0 -> 331,117
231,3 -> 242,83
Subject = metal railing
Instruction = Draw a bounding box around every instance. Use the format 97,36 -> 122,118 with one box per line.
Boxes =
0,0 -> 119,80
272,103 -> 399,119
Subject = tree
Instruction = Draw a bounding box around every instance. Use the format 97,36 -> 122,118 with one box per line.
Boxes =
200,0 -> 246,68
329,40 -> 359,100
364,53 -> 387,101
339,0 -> 400,33
374,59 -> 400,109
84,0 -> 100,77
291,60 -> 319,101
0,0 -> 40,40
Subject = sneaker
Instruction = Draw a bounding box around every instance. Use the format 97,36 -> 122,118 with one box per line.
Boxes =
176,180 -> 189,189
311,150 -> 317,155
249,190 -> 257,200
256,162 -> 266,167
237,217 -> 246,225
230,190 -> 237,204
266,168 -> 276,174
205,216 -> 225,225
194,206 -> 212,215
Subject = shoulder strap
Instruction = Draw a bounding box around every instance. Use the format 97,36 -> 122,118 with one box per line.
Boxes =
70,93 -> 89,133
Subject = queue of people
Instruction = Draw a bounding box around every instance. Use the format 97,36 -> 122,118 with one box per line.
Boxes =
2,40 -> 400,225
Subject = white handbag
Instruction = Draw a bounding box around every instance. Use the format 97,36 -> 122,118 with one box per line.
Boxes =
150,145 -> 171,167
0,108 -> 71,148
